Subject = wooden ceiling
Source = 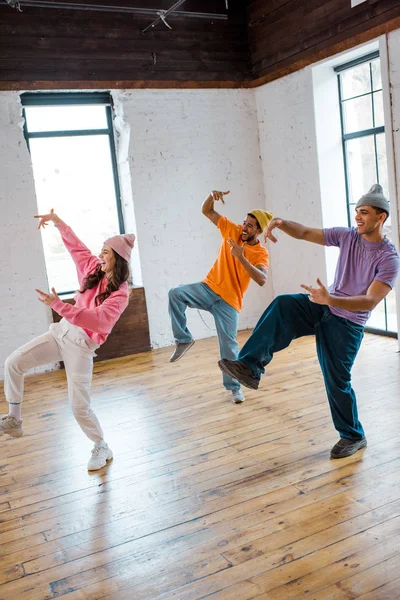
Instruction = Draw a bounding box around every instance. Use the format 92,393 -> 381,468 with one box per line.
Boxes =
0,0 -> 399,89
248,0 -> 400,86
0,0 -> 250,88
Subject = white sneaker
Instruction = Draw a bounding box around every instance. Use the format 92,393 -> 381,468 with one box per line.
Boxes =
231,389 -> 245,404
88,442 -> 113,471
0,414 -> 23,437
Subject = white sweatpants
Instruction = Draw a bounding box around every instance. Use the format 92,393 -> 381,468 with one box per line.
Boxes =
4,319 -> 103,443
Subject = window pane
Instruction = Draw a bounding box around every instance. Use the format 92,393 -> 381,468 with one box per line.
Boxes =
29,135 -> 120,293
342,95 -> 373,134
367,298 -> 386,330
373,91 -> 384,128
386,290 -> 398,332
376,133 -> 389,200
346,136 -> 377,203
371,58 -> 382,91
25,105 -> 108,133
341,62 -> 371,99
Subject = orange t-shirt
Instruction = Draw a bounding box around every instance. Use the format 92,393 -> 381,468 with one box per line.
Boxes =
203,216 -> 270,312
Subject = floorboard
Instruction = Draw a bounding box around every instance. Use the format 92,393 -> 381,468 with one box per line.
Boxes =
0,330 -> 399,599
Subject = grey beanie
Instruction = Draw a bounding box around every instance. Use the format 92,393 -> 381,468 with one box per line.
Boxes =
355,183 -> 390,215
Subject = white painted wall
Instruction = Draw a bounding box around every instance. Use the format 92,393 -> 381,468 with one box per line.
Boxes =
386,28 -> 400,346
112,96 -> 143,288
0,92 -> 52,380
387,29 -> 400,244
255,69 -> 327,297
312,40 -> 379,286
118,89 -> 272,348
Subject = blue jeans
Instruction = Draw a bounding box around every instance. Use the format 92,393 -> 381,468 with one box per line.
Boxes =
239,294 -> 365,440
168,282 -> 240,391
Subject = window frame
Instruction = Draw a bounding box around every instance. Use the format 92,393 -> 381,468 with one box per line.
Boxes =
335,52 -> 396,337
20,91 -> 124,296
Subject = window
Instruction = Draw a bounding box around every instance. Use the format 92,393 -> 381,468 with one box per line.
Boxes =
335,52 -> 397,335
21,92 -> 124,296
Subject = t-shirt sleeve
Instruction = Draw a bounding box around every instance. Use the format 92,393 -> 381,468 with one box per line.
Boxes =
254,249 -> 269,269
217,216 -> 241,240
374,253 -> 400,289
323,227 -> 350,247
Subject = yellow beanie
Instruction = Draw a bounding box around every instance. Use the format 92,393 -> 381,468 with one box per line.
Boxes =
248,209 -> 274,231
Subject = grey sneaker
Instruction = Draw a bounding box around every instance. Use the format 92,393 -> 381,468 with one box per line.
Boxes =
218,359 -> 259,390
231,389 -> 245,404
0,414 -> 23,438
330,437 -> 367,459
88,442 -> 113,471
169,340 -> 195,363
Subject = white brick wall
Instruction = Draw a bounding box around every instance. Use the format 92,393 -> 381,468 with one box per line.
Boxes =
255,69 -> 328,297
119,89 -> 273,348
0,92 -> 53,381
388,30 -> 400,244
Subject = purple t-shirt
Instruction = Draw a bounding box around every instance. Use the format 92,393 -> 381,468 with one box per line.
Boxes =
324,227 -> 400,326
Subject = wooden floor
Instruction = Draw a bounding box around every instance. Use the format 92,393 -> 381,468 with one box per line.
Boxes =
1,331 -> 400,600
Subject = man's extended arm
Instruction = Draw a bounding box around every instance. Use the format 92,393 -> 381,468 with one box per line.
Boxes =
265,218 -> 326,246
302,278 -> 391,311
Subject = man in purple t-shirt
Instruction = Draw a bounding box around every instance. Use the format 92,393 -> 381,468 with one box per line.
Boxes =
219,184 -> 400,459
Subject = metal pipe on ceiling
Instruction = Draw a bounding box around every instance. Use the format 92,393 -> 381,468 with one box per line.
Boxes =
142,0 -> 187,33
0,0 -> 228,20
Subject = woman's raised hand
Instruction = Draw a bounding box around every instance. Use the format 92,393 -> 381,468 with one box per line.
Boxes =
34,208 -> 60,229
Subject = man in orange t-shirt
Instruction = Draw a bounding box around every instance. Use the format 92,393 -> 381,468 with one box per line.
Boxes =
168,190 -> 273,404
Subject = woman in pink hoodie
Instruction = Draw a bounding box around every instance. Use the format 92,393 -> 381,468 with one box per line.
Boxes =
0,209 -> 135,471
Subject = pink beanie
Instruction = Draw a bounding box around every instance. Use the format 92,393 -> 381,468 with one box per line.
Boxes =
104,233 -> 135,262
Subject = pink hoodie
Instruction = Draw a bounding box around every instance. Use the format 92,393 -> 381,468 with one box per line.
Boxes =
50,221 -> 129,345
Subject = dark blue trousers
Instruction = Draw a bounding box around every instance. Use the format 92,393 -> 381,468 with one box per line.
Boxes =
239,294 -> 365,440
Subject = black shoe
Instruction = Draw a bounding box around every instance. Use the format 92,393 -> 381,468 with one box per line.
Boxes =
330,437 -> 367,459
218,359 -> 259,390
169,340 -> 195,363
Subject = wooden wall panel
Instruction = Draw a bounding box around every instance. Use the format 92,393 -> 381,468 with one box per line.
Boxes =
248,0 -> 400,86
0,0 -> 251,89
52,287 -> 151,362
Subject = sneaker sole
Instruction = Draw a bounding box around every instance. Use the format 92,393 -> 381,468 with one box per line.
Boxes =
219,361 -> 259,390
0,429 -> 23,438
88,452 -> 113,471
169,341 -> 195,363
232,397 -> 245,404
